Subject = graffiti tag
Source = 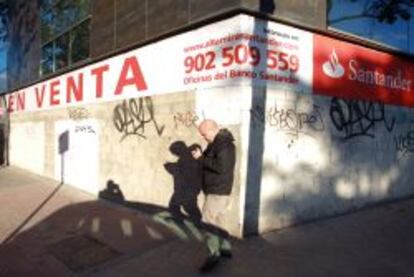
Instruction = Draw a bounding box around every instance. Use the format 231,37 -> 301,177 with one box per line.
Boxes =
394,130 -> 414,159
251,103 -> 325,135
68,107 -> 90,121
75,125 -> 96,134
329,97 -> 395,140
173,111 -> 199,129
113,97 -> 165,141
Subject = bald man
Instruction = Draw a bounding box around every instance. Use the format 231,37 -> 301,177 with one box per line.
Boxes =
192,119 -> 236,272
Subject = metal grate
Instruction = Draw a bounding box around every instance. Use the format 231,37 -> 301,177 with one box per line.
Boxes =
46,235 -> 121,272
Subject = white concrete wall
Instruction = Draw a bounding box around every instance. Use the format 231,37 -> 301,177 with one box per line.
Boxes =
10,122 -> 45,175
54,119 -> 99,194
8,88 -> 245,236
7,83 -> 414,237
251,88 -> 414,233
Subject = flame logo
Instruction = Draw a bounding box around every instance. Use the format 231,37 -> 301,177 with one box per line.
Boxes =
322,49 -> 345,79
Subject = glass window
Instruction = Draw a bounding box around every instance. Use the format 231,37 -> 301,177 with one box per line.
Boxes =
54,0 -> 72,35
64,0 -> 91,27
55,33 -> 69,70
41,9 -> 54,43
0,42 -> 7,93
39,0 -> 54,11
0,4 -> 7,93
43,0 -> 91,39
76,0 -> 92,20
40,0 -> 91,75
41,42 -> 54,75
70,19 -> 90,64
328,0 -> 414,54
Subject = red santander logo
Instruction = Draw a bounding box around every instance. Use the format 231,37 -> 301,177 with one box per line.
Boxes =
322,49 -> 345,79
313,34 -> 414,107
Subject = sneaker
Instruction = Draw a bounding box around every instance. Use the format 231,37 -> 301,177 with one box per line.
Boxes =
199,254 -> 220,273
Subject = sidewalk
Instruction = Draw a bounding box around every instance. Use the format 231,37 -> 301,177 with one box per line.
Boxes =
0,166 -> 414,276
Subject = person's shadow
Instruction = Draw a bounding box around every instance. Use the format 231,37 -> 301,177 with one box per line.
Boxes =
98,180 -> 125,204
0,127 -> 5,166
164,141 -> 202,224
98,141 -> 204,241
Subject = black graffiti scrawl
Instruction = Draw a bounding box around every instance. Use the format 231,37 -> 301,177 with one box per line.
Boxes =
250,102 -> 326,138
329,97 -> 395,140
394,130 -> 414,159
113,97 -> 165,141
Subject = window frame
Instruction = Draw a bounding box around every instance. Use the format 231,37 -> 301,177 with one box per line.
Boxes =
327,25 -> 404,52
39,0 -> 91,76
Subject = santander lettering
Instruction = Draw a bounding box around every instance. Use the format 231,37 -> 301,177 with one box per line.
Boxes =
348,60 -> 412,92
314,33 -> 414,107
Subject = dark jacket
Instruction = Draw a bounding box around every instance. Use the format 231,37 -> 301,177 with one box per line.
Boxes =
201,129 -> 236,195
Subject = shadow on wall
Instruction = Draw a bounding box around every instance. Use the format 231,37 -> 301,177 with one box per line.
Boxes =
99,140 -> 203,221
99,140 -> 232,242
0,127 -> 5,166
254,54 -> 414,231
243,0 -> 275,236
242,0 -> 414,235
0,139 -> 233,275
164,141 -> 202,223
58,130 -> 70,184
98,180 -> 206,243
99,140 -> 206,237
0,95 -> 9,167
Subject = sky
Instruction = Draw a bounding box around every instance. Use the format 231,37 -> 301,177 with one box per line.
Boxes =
0,40 -> 6,71
329,0 -> 414,53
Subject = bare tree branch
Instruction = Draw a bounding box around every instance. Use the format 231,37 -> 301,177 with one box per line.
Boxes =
328,0 -> 414,25
329,13 -> 378,25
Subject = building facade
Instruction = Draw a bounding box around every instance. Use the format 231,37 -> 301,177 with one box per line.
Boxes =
1,0 -> 414,237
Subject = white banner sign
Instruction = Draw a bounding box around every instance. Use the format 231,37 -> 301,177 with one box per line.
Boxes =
6,14 -> 313,113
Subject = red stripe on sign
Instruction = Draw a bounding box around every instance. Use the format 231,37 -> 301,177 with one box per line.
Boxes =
313,34 -> 414,107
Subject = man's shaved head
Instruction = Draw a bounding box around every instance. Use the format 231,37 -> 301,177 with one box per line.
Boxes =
199,119 -> 218,132
198,119 -> 219,143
